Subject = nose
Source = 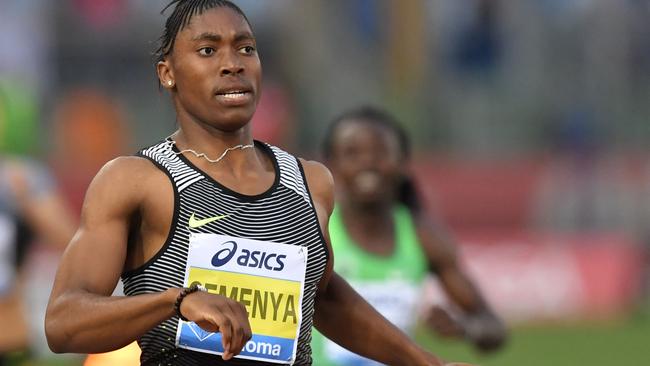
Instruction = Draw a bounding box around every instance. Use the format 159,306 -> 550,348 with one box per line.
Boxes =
356,150 -> 380,169
349,153 -> 381,171
219,50 -> 244,77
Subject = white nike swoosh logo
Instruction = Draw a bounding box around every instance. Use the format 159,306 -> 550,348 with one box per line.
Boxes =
188,213 -> 229,228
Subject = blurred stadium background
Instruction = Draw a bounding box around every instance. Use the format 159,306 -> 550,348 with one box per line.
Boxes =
1,0 -> 649,365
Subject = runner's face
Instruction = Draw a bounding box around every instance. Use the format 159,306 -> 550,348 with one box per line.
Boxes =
329,120 -> 404,206
167,7 -> 261,131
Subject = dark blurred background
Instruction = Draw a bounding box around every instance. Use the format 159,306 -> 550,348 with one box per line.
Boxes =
1,1 -> 649,365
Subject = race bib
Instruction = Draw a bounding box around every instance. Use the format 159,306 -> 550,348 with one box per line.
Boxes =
176,233 -> 308,364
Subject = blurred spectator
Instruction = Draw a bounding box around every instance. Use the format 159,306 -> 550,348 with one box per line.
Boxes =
0,82 -> 76,365
0,157 -> 76,363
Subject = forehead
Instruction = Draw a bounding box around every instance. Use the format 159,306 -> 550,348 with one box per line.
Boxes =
334,119 -> 400,148
177,6 -> 253,40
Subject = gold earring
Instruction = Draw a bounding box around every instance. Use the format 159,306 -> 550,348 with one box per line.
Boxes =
167,80 -> 173,86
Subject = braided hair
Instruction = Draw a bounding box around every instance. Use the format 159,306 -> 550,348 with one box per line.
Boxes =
323,106 -> 423,213
154,0 -> 251,63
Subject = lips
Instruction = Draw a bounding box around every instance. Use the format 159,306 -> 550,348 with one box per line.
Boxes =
214,85 -> 254,106
354,170 -> 382,194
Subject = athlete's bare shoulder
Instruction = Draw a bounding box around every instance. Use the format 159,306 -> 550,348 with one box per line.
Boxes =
98,155 -> 158,179
82,155 -> 168,217
298,158 -> 334,215
92,155 -> 162,190
298,158 -> 336,289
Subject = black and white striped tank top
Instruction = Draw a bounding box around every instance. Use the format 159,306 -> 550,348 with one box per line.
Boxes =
122,139 -> 329,366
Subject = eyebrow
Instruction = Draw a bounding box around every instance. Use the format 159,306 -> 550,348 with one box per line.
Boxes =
191,31 -> 255,43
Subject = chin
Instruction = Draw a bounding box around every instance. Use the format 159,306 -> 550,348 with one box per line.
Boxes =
354,194 -> 386,208
211,108 -> 256,131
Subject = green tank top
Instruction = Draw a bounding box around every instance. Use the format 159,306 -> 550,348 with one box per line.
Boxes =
311,205 -> 428,366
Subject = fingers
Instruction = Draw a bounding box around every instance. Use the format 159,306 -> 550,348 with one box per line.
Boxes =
214,300 -> 251,360
428,306 -> 464,338
235,301 -> 253,347
182,292 -> 252,360
215,311 -> 234,360
224,301 -> 251,359
474,335 -> 504,353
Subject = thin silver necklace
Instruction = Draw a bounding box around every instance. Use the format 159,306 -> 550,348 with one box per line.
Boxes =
166,137 -> 254,164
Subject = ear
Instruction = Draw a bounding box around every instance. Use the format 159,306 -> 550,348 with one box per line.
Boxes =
157,59 -> 175,89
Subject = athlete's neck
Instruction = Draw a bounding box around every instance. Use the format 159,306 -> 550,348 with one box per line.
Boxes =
340,200 -> 394,231
340,201 -> 396,255
171,122 -> 261,177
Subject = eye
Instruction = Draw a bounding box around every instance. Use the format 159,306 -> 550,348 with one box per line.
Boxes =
198,47 -> 215,56
239,45 -> 256,55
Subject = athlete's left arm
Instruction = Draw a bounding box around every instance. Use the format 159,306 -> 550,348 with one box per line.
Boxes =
416,215 -> 507,352
300,159 -> 450,366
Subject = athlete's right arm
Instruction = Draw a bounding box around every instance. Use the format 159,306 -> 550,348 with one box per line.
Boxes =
44,157 -> 251,358
45,157 -> 178,354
